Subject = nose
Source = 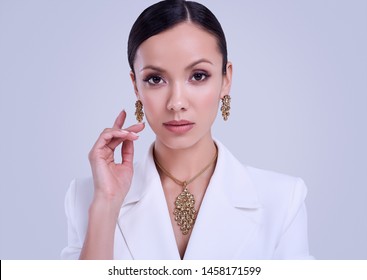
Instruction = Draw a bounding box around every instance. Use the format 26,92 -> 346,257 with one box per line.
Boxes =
166,82 -> 189,112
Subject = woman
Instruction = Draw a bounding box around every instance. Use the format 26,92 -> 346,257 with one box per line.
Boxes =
61,0 -> 313,260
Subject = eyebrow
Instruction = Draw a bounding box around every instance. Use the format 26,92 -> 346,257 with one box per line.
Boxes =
139,58 -> 213,73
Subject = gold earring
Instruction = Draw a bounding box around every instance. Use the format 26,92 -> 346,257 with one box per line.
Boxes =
135,100 -> 144,122
221,95 -> 231,121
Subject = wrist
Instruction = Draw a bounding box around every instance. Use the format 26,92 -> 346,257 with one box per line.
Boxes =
92,189 -> 125,209
89,196 -> 121,222
81,200 -> 119,260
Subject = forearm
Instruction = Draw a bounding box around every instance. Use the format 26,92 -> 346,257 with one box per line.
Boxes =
79,199 -> 120,260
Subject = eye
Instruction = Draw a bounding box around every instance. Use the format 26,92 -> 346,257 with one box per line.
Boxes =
144,75 -> 164,85
191,72 -> 209,82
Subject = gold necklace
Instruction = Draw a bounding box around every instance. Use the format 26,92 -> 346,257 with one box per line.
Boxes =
153,146 -> 218,235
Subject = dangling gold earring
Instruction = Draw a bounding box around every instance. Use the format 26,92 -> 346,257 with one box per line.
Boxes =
221,95 -> 231,121
135,100 -> 144,122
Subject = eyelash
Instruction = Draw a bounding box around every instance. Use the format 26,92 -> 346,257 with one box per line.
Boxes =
143,71 -> 210,86
143,75 -> 164,85
191,72 -> 210,82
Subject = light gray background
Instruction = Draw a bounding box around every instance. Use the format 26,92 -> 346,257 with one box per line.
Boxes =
0,0 -> 366,259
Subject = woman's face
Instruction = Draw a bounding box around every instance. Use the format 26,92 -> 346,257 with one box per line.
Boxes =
131,22 -> 232,150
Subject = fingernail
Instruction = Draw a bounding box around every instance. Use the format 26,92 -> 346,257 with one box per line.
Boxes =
130,132 -> 139,137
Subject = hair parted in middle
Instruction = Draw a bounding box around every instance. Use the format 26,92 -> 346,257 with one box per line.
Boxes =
127,0 -> 228,74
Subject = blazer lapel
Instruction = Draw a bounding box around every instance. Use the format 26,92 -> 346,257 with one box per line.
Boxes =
117,141 -> 262,259
117,146 -> 180,259
184,141 -> 263,259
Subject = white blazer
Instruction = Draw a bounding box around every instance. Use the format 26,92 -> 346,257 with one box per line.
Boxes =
61,140 -> 313,259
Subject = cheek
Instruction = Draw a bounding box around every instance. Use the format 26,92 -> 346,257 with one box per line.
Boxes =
138,91 -> 167,126
135,82 -> 160,115
192,83 -> 222,112
141,95 -> 162,118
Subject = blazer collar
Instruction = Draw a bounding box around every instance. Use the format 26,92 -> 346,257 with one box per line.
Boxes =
214,140 -> 261,209
118,140 -> 262,259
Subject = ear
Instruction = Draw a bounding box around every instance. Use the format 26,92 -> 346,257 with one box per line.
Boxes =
220,62 -> 233,98
130,71 -> 140,99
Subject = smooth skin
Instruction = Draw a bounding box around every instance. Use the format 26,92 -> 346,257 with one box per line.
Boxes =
81,22 -> 232,259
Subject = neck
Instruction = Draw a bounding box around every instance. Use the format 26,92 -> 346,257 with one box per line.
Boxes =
153,135 -> 217,181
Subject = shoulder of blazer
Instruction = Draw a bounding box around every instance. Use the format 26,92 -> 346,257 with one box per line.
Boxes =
243,165 -> 308,234
245,166 -> 308,207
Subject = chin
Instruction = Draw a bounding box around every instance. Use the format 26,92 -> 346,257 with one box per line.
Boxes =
157,136 -> 197,150
155,130 -> 213,152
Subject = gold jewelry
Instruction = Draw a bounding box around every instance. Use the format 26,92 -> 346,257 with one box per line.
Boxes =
153,146 -> 218,235
221,95 -> 231,121
135,100 -> 144,122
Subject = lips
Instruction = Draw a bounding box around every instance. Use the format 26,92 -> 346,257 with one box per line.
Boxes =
163,120 -> 195,134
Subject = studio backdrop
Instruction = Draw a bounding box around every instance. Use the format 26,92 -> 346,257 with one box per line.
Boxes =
0,0 -> 366,259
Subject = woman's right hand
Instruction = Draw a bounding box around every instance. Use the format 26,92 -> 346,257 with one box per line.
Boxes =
88,110 -> 145,209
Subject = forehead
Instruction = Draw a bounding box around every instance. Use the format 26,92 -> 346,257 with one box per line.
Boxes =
134,22 -> 222,71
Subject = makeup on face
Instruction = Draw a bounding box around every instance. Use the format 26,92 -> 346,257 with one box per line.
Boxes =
131,23 -> 230,150
163,120 -> 196,135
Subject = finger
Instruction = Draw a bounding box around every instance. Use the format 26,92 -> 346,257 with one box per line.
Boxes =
107,130 -> 139,151
93,130 -> 138,152
121,139 -> 134,167
90,131 -> 126,162
112,110 -> 126,129
124,122 -> 146,134
106,132 -> 139,152
99,127 -> 141,150
111,123 -> 144,150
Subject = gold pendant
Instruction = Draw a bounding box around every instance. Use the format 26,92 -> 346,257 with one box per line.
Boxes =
173,187 -> 196,235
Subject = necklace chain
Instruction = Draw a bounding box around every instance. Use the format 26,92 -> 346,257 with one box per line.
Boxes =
153,146 -> 218,189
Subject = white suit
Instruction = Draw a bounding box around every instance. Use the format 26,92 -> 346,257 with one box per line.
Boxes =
61,141 -> 313,259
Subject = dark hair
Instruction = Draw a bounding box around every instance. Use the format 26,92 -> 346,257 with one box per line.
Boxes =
127,0 -> 228,74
